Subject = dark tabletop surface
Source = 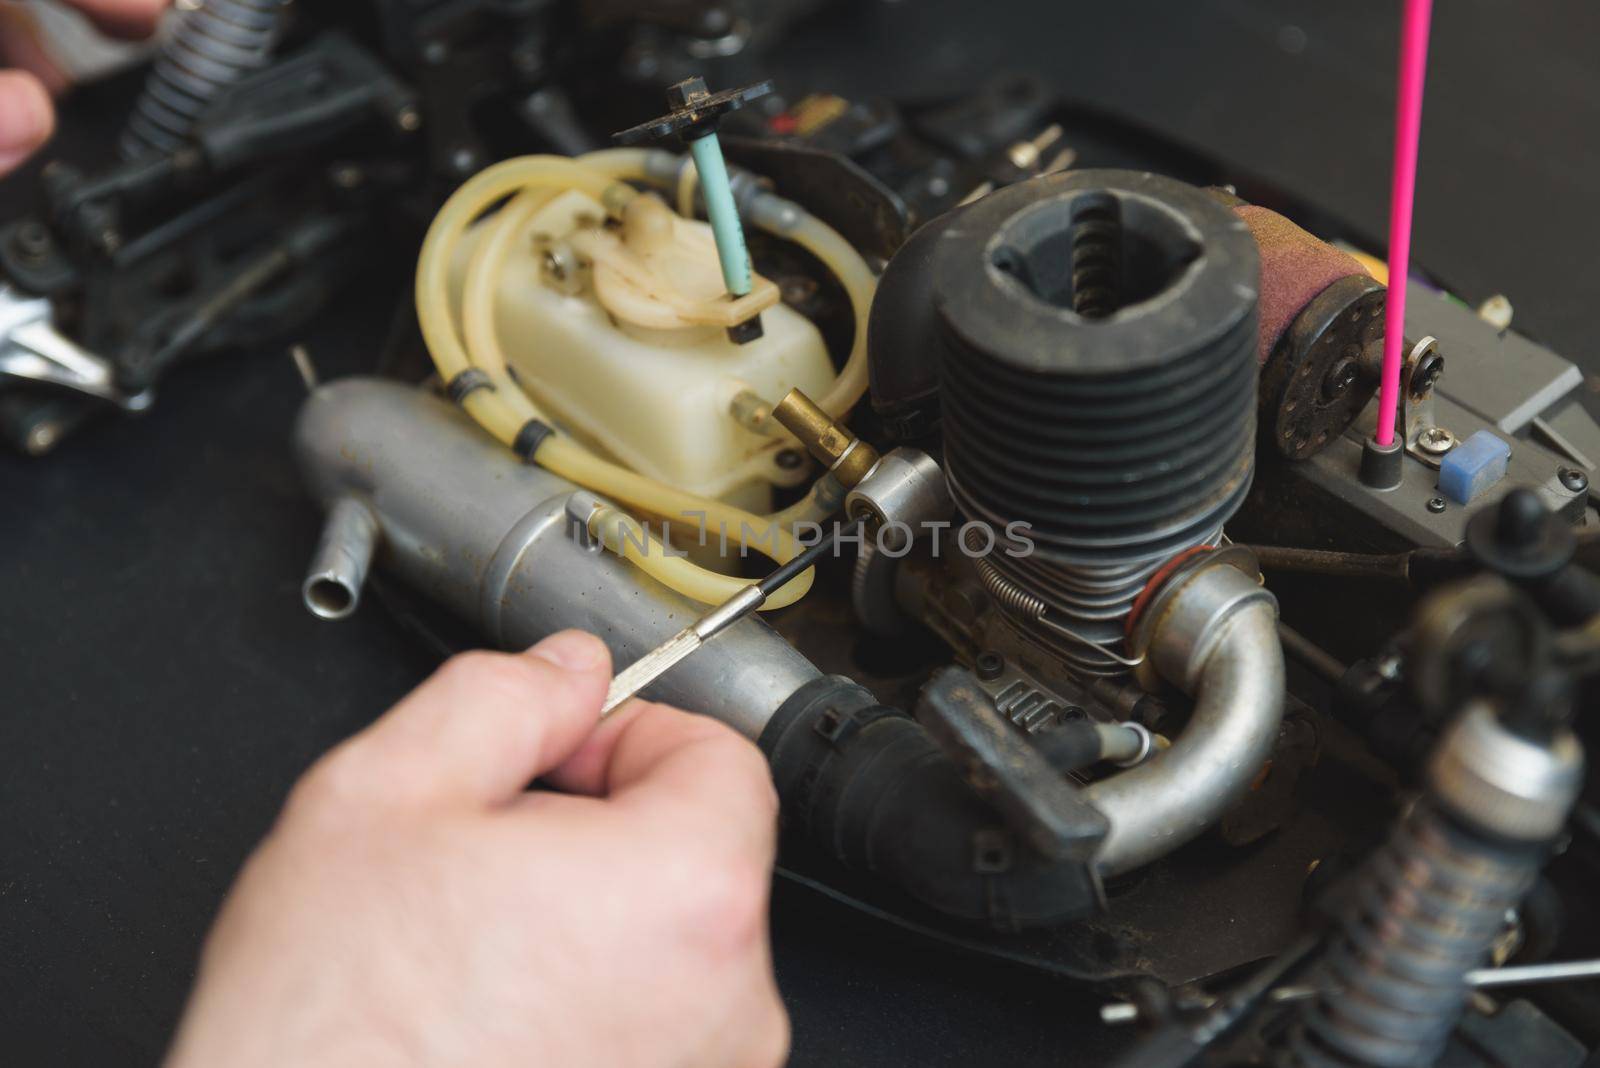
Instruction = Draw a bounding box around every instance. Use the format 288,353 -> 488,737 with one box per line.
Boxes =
4,1 -> 1598,1064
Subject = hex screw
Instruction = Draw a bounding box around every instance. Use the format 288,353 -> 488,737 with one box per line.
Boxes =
1427,496 -> 1447,514
1322,356 -> 1359,400
1558,467 -> 1589,493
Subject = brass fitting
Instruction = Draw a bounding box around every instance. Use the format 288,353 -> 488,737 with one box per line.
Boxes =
770,388 -> 879,487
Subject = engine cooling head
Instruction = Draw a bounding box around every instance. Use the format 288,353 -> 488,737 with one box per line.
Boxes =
898,169 -> 1261,672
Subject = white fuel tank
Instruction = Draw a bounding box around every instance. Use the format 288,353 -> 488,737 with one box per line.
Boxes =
449,189 -> 835,512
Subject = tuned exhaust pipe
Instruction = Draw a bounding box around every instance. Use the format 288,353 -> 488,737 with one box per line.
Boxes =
302,497 -> 379,621
292,377 -> 821,739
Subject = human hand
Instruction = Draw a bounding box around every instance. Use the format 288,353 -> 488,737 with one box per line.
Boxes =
165,631 -> 789,1068
0,1 -> 167,174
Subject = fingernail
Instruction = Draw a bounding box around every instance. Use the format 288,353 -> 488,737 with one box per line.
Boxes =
528,630 -> 607,672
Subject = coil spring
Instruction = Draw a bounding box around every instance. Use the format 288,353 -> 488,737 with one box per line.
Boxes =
973,553 -> 1049,620
1291,802 -> 1538,1068
121,0 -> 285,159
968,526 -> 1206,675
970,543 -> 1149,673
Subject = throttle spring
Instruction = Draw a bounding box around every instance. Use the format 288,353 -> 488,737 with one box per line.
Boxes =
970,534 -> 1153,673
972,552 -> 1049,620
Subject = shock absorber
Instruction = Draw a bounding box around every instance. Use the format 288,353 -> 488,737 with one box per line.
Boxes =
120,0 -> 286,159
1291,694 -> 1584,1067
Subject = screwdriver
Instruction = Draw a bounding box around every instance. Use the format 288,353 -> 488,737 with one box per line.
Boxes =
600,519 -> 863,716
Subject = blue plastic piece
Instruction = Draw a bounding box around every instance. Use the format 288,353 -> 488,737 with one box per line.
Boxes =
1438,430 -> 1512,505
688,132 -> 752,297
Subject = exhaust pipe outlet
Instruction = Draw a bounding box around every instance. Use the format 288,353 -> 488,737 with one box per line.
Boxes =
302,497 -> 380,621
293,377 -> 821,739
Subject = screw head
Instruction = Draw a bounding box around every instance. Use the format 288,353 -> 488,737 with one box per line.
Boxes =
1417,426 -> 1456,455
1322,356 -> 1359,400
774,448 -> 804,471
1559,467 -> 1589,493
1427,496 -> 1447,514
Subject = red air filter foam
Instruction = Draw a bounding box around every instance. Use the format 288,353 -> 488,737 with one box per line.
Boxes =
1234,204 -> 1372,365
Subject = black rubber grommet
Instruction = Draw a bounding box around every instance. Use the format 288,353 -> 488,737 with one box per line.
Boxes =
512,419 -> 554,461
1359,435 -> 1404,489
445,368 -> 495,404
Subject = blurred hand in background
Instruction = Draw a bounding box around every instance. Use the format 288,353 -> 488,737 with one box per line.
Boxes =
0,0 -> 167,174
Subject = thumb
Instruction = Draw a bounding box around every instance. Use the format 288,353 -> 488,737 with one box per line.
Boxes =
323,631 -> 612,810
0,71 -> 53,177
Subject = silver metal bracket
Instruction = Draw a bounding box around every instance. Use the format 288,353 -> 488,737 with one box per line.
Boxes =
1399,336 -> 1450,464
0,286 -> 150,411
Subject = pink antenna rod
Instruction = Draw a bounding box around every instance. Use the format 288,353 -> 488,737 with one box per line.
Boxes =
1375,0 -> 1434,447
